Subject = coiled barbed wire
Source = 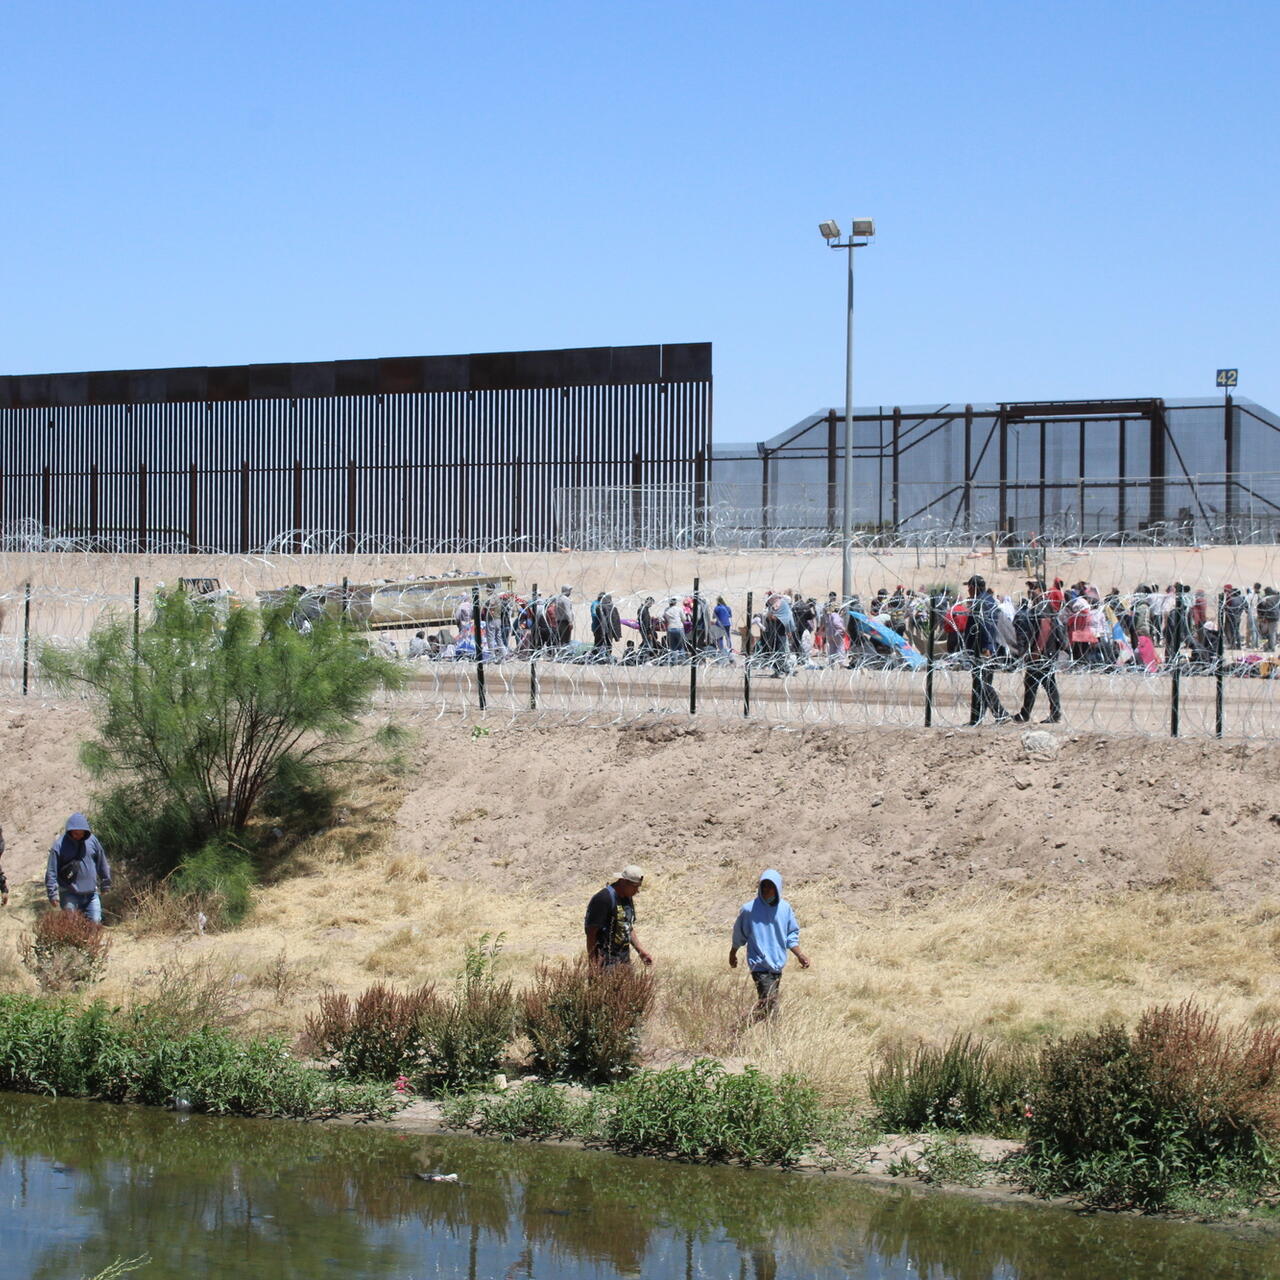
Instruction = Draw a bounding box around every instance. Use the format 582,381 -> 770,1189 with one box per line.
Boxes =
0,524 -> 1277,741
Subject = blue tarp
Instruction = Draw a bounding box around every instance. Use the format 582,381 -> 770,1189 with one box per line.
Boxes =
848,611 -> 926,669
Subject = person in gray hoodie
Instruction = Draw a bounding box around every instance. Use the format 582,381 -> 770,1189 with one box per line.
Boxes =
729,869 -> 810,1018
45,812 -> 111,923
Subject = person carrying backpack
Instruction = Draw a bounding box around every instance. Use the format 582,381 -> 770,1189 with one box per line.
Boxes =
1259,587 -> 1280,653
45,813 -> 111,922
584,865 -> 654,969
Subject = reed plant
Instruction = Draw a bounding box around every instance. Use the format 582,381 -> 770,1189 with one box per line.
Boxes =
868,1033 -> 1036,1136
301,981 -> 437,1080
301,936 -> 513,1090
1016,1001 -> 1280,1209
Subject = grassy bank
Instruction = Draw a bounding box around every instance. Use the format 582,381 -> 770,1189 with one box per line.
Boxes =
4,718 -> 1279,1110
4,718 -> 1280,1212
26,863 -> 1280,1109
0,994 -> 399,1120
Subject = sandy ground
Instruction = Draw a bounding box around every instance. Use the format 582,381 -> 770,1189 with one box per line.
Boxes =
2,708 -> 1276,911
1,709 -> 1279,1100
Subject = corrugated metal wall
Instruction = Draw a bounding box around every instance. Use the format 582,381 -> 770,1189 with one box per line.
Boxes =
0,344 -> 712,552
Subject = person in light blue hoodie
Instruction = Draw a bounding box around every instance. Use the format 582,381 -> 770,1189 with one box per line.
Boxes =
729,869 -> 810,1018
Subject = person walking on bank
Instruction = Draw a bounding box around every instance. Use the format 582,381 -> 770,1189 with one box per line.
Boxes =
46,813 -> 110,922
729,869 -> 810,1018
0,824 -> 8,908
584,865 -> 654,969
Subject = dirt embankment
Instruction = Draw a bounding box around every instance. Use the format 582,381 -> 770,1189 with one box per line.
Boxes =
395,720 -> 1280,915
1,708 -> 1277,923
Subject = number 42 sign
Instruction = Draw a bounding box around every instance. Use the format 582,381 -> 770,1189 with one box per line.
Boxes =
1216,368 -> 1238,388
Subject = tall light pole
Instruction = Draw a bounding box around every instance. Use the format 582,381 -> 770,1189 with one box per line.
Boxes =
819,218 -> 875,602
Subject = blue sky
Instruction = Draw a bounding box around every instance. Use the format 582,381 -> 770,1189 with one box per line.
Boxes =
3,1 -> 1276,445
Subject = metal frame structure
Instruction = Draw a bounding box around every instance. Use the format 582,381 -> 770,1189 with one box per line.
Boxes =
711,395 -> 1280,544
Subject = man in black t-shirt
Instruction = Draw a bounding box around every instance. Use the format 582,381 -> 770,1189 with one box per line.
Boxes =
584,865 -> 654,968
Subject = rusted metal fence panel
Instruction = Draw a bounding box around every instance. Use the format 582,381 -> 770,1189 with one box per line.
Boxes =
0,344 -> 712,552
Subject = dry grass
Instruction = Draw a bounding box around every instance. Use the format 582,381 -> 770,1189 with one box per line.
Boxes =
116,880 -> 216,938
0,933 -> 37,995
71,803 -> 1280,1103
652,961 -> 747,1057
1160,842 -> 1219,894
122,956 -> 245,1034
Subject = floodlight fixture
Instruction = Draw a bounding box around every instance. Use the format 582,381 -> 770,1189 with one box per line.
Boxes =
851,218 -> 876,239
818,220 -> 841,241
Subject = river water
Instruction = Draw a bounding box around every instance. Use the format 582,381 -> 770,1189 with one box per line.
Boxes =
1,1093 -> 1277,1279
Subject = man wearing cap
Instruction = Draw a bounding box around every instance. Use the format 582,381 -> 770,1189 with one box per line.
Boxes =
1013,580 -> 1066,724
964,575 -> 1009,725
584,866 -> 654,969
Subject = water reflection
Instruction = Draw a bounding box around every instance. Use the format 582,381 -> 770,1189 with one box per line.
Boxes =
0,1093 -> 1277,1279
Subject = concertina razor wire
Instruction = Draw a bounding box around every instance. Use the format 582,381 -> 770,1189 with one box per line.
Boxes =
1,518 -> 1279,742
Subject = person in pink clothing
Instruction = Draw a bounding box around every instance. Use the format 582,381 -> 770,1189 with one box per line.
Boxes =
1067,598 -> 1096,663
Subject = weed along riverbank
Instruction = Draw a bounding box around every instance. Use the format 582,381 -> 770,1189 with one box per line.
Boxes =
8,967 -> 1280,1227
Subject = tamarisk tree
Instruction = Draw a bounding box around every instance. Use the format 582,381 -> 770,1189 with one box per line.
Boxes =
40,589 -> 406,844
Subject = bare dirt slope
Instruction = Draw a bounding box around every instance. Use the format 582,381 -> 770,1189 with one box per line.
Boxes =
1,709 -> 1276,917
397,719 -> 1280,916
0,706 -> 97,883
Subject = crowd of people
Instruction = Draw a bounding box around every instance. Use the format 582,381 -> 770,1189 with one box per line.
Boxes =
378,577 -> 1280,680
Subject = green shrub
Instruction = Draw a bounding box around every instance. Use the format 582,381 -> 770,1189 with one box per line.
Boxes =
39,589 -> 405,871
302,938 -> 515,1091
868,1033 -> 1036,1137
1017,1003 -> 1280,1209
301,982 -> 437,1080
446,1083 -> 601,1142
445,1062 -> 826,1167
258,753 -> 340,831
520,959 -> 655,1083
0,994 -> 396,1119
170,837 -> 256,926
414,934 -> 513,1092
19,910 -> 112,992
885,1132 -> 992,1187
90,788 -> 202,885
1137,1000 -> 1280,1148
604,1059 -> 822,1165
